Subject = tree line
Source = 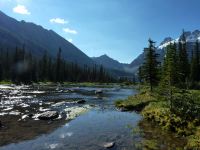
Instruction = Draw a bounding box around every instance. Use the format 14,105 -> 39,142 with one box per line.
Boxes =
0,47 -> 114,84
138,30 -> 200,91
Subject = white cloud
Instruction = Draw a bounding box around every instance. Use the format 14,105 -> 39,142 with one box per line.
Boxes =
63,28 -> 78,34
68,39 -> 73,43
50,18 -> 68,24
13,4 -> 30,15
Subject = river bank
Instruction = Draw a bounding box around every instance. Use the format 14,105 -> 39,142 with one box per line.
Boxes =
115,86 -> 200,149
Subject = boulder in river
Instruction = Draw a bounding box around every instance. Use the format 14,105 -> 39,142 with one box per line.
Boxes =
38,111 -> 59,120
95,89 -> 103,94
103,142 -> 115,149
64,105 -> 91,120
76,100 -> 86,104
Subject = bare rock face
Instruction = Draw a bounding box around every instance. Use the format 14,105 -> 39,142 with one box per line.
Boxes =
38,111 -> 59,120
103,142 -> 115,149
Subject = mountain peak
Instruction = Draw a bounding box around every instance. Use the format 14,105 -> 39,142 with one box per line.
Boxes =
160,37 -> 173,45
158,29 -> 200,49
0,10 -> 94,66
100,54 -> 110,58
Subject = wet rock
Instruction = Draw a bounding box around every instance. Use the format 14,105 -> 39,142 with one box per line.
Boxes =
39,107 -> 51,112
95,89 -> 103,94
18,114 -> 29,121
68,89 -> 75,92
3,107 -> 13,111
117,107 -> 129,112
9,111 -> 21,115
90,104 -> 96,107
76,100 -> 86,104
64,105 -> 91,120
38,111 -> 59,120
103,142 -> 115,149
52,101 -> 66,107
28,113 -> 33,118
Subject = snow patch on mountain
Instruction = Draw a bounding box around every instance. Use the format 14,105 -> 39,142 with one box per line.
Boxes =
158,30 -> 200,49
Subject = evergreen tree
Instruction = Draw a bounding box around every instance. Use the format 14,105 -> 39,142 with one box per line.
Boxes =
161,43 -> 178,86
138,66 -> 144,83
178,30 -> 190,87
142,39 -> 160,91
56,48 -> 62,82
41,51 -> 48,81
0,46 -> 114,83
160,43 -> 178,109
190,40 -> 200,84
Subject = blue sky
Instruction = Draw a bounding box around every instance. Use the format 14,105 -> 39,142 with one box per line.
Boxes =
0,0 -> 200,63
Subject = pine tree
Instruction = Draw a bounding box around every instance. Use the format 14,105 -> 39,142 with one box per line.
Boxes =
190,40 -> 200,84
56,48 -> 62,82
178,30 -> 190,87
138,66 -> 144,83
142,39 -> 160,91
160,43 -> 178,109
161,43 -> 178,86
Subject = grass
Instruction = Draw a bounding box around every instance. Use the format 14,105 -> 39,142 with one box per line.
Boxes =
0,80 -> 13,84
0,81 -> 133,88
115,91 -> 155,111
115,86 -> 159,111
63,82 -> 135,88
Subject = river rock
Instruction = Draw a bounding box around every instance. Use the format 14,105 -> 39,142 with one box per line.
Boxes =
52,101 -> 66,107
95,89 -> 103,94
117,107 -> 129,112
28,114 -> 34,118
103,142 -> 115,149
76,100 -> 86,104
38,111 -> 59,120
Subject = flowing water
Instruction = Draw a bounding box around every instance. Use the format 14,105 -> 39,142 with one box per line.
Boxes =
0,85 -> 187,150
0,85 -> 141,150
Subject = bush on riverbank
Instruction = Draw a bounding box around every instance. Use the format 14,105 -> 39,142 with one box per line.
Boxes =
187,127 -> 200,149
115,88 -> 200,148
142,101 -> 198,135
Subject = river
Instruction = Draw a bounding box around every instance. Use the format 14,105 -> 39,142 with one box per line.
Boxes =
0,85 -> 143,150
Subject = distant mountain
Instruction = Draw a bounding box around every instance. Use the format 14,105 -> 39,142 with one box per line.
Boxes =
92,54 -> 126,70
92,54 -> 135,75
129,30 -> 200,73
0,11 -> 94,65
0,11 -> 135,77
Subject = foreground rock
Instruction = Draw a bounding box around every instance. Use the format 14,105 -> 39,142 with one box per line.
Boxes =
103,142 -> 115,149
38,111 -> 59,120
